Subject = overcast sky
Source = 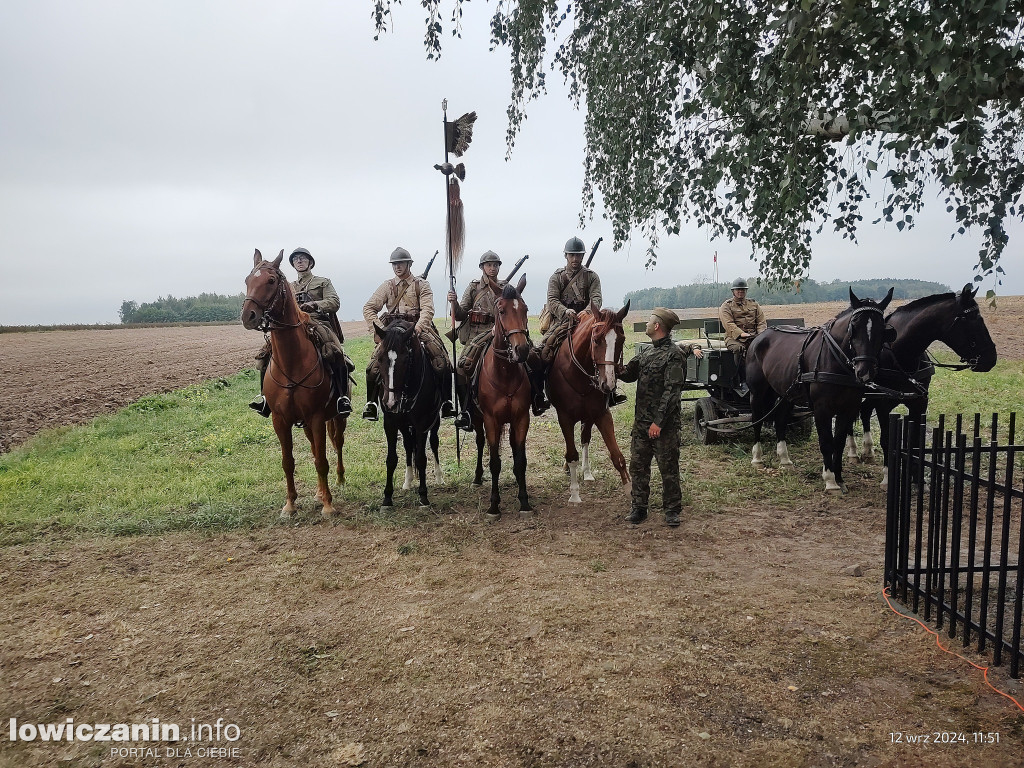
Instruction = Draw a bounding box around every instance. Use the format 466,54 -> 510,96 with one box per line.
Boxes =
1,1 -> 1019,326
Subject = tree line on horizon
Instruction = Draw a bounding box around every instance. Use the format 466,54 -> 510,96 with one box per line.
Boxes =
622,278 -> 952,311
119,294 -> 245,324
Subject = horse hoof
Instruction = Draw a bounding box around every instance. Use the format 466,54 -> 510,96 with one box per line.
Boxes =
568,493 -> 581,504
583,472 -> 596,482
380,505 -> 394,514
779,460 -> 794,468
322,507 -> 335,519
472,479 -> 483,487
485,512 -> 501,522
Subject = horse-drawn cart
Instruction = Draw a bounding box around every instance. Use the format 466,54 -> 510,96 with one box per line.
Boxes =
633,316 -> 812,444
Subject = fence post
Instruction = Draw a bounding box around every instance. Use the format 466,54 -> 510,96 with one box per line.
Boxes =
885,414 -> 903,591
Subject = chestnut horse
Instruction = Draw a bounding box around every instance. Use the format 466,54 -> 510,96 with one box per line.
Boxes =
241,249 -> 346,518
547,301 -> 631,503
746,288 -> 894,493
476,275 -> 532,519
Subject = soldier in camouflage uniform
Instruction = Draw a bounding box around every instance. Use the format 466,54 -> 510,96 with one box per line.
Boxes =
361,247 -> 456,422
617,307 -> 701,527
530,236 -> 610,415
446,250 -> 504,431
249,247 -> 352,417
719,277 -> 766,392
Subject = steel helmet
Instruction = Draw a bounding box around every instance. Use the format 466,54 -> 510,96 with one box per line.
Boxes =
389,247 -> 413,264
289,247 -> 314,268
564,236 -> 586,254
731,278 -> 749,290
478,250 -> 502,267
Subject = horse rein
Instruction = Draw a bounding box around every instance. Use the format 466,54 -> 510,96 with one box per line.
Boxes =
566,314 -> 622,389
492,304 -> 530,363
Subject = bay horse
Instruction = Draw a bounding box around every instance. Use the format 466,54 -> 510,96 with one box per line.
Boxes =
370,318 -> 445,509
476,275 -> 532,519
241,249 -> 346,518
849,284 -> 996,485
547,301 -> 631,503
746,288 -> 895,493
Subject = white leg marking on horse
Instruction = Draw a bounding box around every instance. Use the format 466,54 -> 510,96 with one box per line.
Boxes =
582,442 -> 595,481
880,470 -> 888,490
823,466 -> 841,491
386,350 -> 398,409
777,440 -> 793,466
403,465 -> 414,490
845,434 -> 859,461
862,430 -> 875,459
433,459 -> 444,485
568,461 -> 582,504
751,442 -> 764,466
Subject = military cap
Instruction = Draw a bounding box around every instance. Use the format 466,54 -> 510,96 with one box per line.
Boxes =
731,277 -> 749,290
650,307 -> 680,330
479,250 -> 502,266
389,247 -> 413,263
564,236 -> 586,254
289,247 -> 314,268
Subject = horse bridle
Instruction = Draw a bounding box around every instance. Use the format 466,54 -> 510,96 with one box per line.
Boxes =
567,314 -> 622,389
379,334 -> 428,414
938,304 -> 983,370
829,305 -> 887,369
244,266 -> 301,332
492,303 -> 530,362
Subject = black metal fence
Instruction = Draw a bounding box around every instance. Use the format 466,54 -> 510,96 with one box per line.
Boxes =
884,412 -> 1023,678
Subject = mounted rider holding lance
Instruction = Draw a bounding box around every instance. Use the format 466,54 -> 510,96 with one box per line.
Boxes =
249,247 -> 352,418
361,247 -> 457,422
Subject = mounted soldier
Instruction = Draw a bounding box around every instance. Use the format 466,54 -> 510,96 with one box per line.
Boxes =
719,277 -> 767,392
361,247 -> 457,422
531,236 -> 623,415
249,247 -> 352,418
447,249 -> 504,431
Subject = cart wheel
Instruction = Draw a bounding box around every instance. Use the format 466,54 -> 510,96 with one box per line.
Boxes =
694,397 -> 719,445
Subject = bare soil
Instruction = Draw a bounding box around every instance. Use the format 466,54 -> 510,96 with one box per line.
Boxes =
1,301 -> 1022,767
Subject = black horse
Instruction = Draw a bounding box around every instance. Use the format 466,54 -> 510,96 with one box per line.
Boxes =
746,288 -> 895,493
850,284 -> 997,484
371,319 -> 444,509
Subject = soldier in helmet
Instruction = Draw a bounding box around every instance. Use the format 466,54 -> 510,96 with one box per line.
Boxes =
617,307 -> 699,527
719,277 -> 766,391
361,247 -> 457,422
447,249 -> 505,431
531,236 -> 625,414
249,248 -> 353,417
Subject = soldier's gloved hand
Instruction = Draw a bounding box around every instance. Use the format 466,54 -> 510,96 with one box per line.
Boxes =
300,302 -> 317,313
565,309 -> 578,320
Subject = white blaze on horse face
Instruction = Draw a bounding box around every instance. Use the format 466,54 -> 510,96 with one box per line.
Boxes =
387,350 -> 398,408
602,329 -> 617,391
513,299 -> 519,311
253,269 -> 262,277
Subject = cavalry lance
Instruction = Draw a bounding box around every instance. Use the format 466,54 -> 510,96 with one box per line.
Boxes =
438,100 -> 477,464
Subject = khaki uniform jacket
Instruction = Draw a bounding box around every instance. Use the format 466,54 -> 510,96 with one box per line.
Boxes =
618,336 -> 685,430
292,274 -> 341,319
546,267 -> 603,321
719,297 -> 767,343
363,276 -> 435,335
454,278 -> 502,344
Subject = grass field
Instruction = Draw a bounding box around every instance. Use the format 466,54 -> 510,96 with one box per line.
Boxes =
1,330 -> 1021,546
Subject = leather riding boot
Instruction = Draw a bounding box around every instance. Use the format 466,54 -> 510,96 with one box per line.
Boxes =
527,363 -> 550,416
333,368 -> 352,417
608,390 -> 628,407
361,371 -> 379,421
453,375 -> 473,431
626,508 -> 648,525
249,362 -> 271,417
665,511 -> 681,527
440,367 -> 457,419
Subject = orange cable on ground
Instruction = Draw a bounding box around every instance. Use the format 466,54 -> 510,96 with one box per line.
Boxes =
882,586 -> 1024,714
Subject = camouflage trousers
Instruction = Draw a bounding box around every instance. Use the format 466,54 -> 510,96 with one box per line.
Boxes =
629,423 -> 681,516
457,329 -> 494,376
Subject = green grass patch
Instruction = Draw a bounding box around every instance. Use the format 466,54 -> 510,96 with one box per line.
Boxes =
0,330 -> 1019,545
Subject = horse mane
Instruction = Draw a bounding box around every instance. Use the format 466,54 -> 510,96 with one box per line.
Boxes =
501,283 -> 519,300
886,291 -> 958,320
380,318 -> 415,350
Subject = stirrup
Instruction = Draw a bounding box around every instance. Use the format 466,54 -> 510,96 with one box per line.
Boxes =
249,396 -> 271,418
361,402 -> 379,421
532,398 -> 550,417
440,400 -> 458,419
609,391 -> 628,407
336,396 -> 352,416
454,411 -> 473,431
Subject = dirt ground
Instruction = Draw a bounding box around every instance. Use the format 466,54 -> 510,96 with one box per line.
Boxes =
2,299 -> 1023,767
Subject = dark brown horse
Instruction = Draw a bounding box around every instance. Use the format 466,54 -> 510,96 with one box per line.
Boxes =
546,301 -> 631,503
476,275 -> 532,519
849,284 -> 996,486
241,249 -> 346,518
746,288 -> 894,493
